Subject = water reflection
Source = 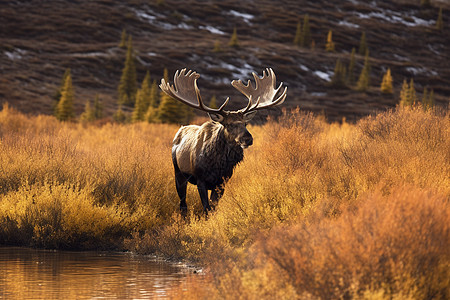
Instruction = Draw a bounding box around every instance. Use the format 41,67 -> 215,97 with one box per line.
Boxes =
0,247 -> 193,299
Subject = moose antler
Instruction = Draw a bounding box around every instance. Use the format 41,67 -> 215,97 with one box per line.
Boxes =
160,68 -> 287,115
231,68 -> 287,113
160,68 -> 229,114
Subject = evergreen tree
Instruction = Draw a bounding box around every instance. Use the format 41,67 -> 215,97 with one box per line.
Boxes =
93,94 -> 103,119
423,88 -> 435,110
358,32 -> 368,56
149,80 -> 160,108
356,50 -> 370,91
347,47 -> 356,85
132,89 -> 147,122
140,71 -> 152,111
213,40 -> 222,52
80,100 -> 95,122
331,59 -> 347,88
436,7 -> 443,30
113,105 -> 127,123
56,73 -> 75,121
119,29 -> 127,48
409,78 -> 418,105
209,95 -> 218,109
422,87 -> 428,105
400,79 -> 410,106
380,68 -> 393,94
53,68 -> 71,115
302,14 -> 311,47
157,68 -> 193,124
118,36 -> 137,106
325,30 -> 335,52
294,20 -> 302,46
145,105 -> 159,123
157,92 -> 186,124
229,27 -> 239,47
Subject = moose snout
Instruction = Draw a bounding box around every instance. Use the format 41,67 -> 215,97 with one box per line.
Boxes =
241,132 -> 253,148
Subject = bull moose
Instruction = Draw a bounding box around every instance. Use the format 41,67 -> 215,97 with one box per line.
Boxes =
160,68 -> 287,214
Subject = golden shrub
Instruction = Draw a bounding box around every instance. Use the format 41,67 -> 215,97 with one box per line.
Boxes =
1,104 -> 449,298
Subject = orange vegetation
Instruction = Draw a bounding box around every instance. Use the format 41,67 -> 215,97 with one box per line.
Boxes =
0,104 -> 448,298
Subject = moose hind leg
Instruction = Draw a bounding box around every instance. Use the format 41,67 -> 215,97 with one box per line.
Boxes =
175,171 -> 188,214
197,181 -> 212,214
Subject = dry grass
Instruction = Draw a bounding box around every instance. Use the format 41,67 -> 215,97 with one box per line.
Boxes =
0,103 -> 181,249
0,103 -> 449,298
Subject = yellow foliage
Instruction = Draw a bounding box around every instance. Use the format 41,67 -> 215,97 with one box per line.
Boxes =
0,104 -> 449,298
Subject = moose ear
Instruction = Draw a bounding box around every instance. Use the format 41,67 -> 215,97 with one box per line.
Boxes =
243,111 -> 257,122
208,113 -> 224,123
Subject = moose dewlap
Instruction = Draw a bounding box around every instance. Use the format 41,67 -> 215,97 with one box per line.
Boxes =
160,68 -> 287,214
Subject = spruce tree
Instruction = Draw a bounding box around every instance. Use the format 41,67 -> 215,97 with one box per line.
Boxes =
302,14 -> 311,47
213,40 -> 222,52
358,32 -> 368,56
325,30 -> 335,52
113,105 -> 127,123
157,92 -> 185,124
93,94 -> 103,119
119,29 -> 127,48
356,50 -> 370,91
209,95 -> 218,109
400,79 -> 410,106
56,73 -> 75,121
409,78 -> 418,105
425,88 -> 435,109
294,20 -> 302,46
331,59 -> 347,88
80,100 -> 95,122
347,47 -> 356,85
140,71 -> 152,111
229,27 -> 239,47
149,80 -> 160,108
118,36 -> 137,106
132,89 -> 147,122
436,7 -> 443,30
53,68 -> 71,115
380,68 -> 393,94
145,106 -> 159,123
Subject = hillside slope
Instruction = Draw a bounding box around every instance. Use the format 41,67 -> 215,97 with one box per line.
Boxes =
1,0 -> 449,121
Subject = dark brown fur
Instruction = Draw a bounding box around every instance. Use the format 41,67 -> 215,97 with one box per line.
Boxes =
172,112 -> 253,214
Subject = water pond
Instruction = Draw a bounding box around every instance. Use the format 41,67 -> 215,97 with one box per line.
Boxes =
0,247 -> 197,299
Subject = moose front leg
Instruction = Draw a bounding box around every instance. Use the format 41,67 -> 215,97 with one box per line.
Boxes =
210,185 -> 224,210
197,181 -> 212,213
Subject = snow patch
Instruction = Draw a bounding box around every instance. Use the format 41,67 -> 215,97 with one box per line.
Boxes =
229,10 -> 254,24
199,25 -> 226,35
220,62 -> 254,80
338,20 -> 359,28
313,71 -> 332,82
70,52 -> 108,58
355,9 -> 434,27
427,44 -> 440,55
5,48 -> 26,60
406,67 -> 438,76
299,65 -> 309,72
133,8 -> 193,30
393,54 -> 410,62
